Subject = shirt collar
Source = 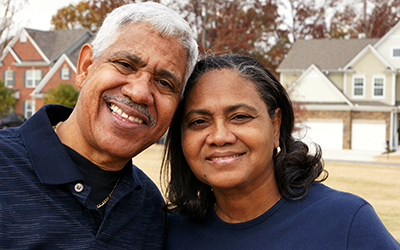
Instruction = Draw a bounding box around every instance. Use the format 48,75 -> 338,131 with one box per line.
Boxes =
20,104 -> 143,190
20,104 -> 82,185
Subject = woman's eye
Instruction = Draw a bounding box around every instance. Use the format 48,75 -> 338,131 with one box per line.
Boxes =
192,120 -> 205,125
188,119 -> 208,128
232,114 -> 253,123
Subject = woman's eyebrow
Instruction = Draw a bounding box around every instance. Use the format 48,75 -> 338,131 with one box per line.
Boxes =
184,104 -> 258,119
225,103 -> 258,114
184,109 -> 210,120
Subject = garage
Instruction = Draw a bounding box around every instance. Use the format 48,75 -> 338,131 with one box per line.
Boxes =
351,120 -> 386,151
296,120 -> 343,151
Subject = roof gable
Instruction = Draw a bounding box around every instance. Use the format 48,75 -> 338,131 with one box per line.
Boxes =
343,44 -> 395,71
1,28 -> 93,66
277,38 -> 379,72
288,64 -> 352,106
31,54 -> 77,97
374,21 -> 400,48
0,46 -> 22,63
25,28 -> 92,63
3,29 -> 50,63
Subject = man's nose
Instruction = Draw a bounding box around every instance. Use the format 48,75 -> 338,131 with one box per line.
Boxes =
121,72 -> 154,106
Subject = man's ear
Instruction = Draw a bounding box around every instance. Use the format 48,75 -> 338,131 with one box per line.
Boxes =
75,43 -> 93,89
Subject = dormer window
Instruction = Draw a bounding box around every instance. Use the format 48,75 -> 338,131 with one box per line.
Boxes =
393,48 -> 400,57
60,68 -> 71,80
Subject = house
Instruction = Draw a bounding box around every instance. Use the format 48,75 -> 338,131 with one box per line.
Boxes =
277,22 -> 400,152
0,28 -> 94,118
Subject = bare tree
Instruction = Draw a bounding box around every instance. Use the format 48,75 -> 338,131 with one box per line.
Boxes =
0,0 -> 28,54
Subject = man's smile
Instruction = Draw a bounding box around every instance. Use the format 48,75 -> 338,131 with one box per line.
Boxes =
110,103 -> 144,124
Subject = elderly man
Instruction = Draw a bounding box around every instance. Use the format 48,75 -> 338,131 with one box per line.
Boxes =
0,2 -> 198,249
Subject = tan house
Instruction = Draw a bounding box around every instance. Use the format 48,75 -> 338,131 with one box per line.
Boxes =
277,22 -> 400,152
0,28 -> 93,118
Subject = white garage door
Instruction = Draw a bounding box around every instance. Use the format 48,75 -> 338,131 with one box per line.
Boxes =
351,120 -> 386,151
296,120 -> 343,150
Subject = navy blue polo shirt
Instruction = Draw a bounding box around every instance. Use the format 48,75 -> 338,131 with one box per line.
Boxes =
0,105 -> 166,249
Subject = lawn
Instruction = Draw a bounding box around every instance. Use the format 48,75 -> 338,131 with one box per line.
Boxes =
323,161 -> 400,241
134,144 -> 400,241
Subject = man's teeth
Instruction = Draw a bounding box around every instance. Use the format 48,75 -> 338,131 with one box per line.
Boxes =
210,154 -> 241,161
110,104 -> 143,124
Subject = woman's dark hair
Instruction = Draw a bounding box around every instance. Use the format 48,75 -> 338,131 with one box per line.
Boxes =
161,54 -> 327,223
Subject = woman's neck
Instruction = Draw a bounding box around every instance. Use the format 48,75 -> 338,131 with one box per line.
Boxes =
213,180 -> 281,223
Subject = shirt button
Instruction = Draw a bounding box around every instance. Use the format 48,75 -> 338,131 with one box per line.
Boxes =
74,183 -> 84,193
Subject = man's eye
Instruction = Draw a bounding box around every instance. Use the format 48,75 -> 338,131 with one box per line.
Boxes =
159,80 -> 172,88
117,61 -> 132,69
156,79 -> 178,93
235,115 -> 249,120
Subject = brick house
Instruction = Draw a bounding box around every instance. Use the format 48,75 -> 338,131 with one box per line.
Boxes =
0,28 -> 93,118
277,22 -> 400,152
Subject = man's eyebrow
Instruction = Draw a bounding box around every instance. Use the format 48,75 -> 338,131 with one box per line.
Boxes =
109,51 -> 146,67
109,51 -> 182,90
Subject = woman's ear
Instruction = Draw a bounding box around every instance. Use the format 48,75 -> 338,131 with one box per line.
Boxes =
273,108 -> 282,148
75,43 -> 94,89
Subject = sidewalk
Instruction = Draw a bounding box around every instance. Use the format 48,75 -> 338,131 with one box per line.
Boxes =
322,149 -> 400,165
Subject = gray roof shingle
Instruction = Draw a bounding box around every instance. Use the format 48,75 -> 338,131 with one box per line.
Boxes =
25,28 -> 92,64
277,38 -> 380,72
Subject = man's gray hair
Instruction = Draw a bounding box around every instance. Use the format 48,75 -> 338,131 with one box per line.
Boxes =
91,2 -> 198,85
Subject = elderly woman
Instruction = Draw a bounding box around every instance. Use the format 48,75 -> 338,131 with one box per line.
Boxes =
162,55 -> 399,249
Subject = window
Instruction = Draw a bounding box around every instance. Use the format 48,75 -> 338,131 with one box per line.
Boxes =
60,68 -> 71,80
393,48 -> 400,57
4,70 -> 15,87
25,69 -> 42,88
24,100 -> 35,118
353,76 -> 365,97
373,76 -> 385,97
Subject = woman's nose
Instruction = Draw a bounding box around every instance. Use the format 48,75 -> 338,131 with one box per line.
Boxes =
206,122 -> 236,147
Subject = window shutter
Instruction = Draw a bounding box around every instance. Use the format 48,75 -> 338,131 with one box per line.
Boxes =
37,70 -> 44,87
59,68 -> 62,79
23,71 -> 26,87
22,101 -> 26,117
2,71 -> 4,82
11,70 -> 15,87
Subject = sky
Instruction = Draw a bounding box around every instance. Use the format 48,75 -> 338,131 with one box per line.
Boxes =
13,0 -> 80,31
